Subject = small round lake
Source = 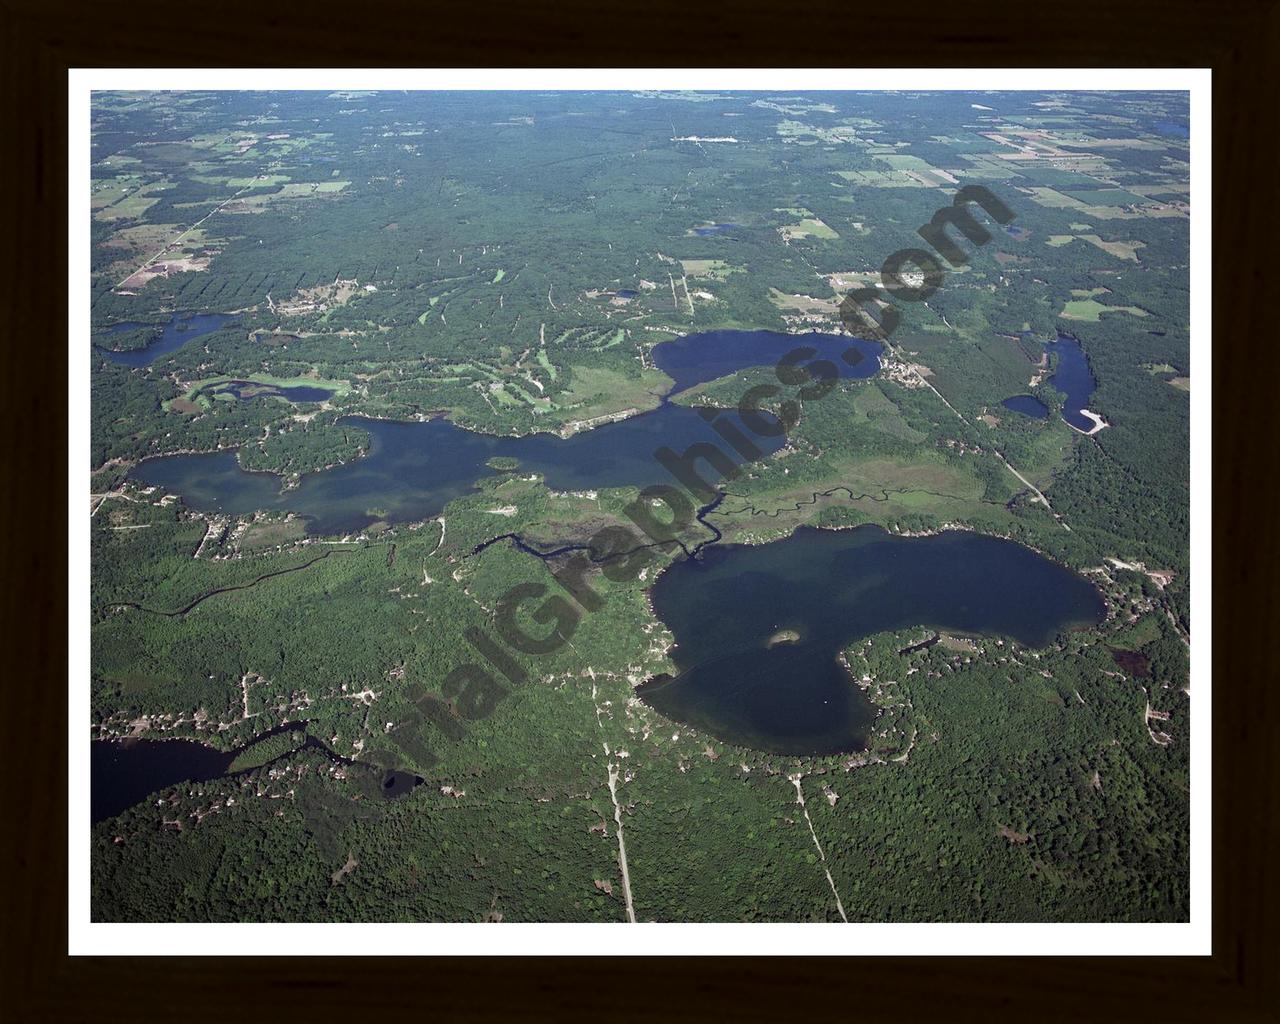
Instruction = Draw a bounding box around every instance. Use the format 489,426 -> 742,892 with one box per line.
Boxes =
691,223 -> 740,236
640,525 -> 1106,756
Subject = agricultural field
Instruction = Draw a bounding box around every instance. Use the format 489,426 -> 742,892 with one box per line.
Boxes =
1061,298 -> 1151,322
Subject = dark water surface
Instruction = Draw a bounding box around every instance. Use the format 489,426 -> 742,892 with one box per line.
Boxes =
105,327 -> 1107,776
1045,332 -> 1100,433
640,525 -> 1105,755
95,313 -> 235,368
92,737 -> 235,824
380,771 -> 423,797
131,405 -> 787,536
1001,394 -> 1050,419
130,328 -> 876,533
91,725 -> 421,824
129,329 -> 876,534
651,328 -> 882,397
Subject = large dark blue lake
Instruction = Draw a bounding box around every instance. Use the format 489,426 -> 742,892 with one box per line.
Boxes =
128,328 -> 880,534
131,405 -> 787,536
92,737 -> 234,824
640,525 -> 1105,755
651,329 -> 882,397
107,326 -> 1109,764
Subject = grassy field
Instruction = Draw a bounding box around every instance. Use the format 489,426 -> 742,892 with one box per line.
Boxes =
712,449 -> 999,547
774,207 -> 840,239
93,179 -> 170,222
681,259 -> 741,281
223,181 -> 350,212
836,169 -> 930,188
239,518 -> 310,553
1064,188 -> 1146,206
1080,235 -> 1145,261
768,288 -> 839,314
556,363 -> 672,425
1060,299 -> 1150,322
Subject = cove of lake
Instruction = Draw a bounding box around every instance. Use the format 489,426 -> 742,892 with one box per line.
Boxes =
639,525 -> 1105,756
91,724 -> 422,824
128,330 -> 882,534
95,313 -> 235,368
650,328 -> 881,397
1001,394 -> 1050,419
1001,332 -> 1100,433
1044,332 -> 1102,434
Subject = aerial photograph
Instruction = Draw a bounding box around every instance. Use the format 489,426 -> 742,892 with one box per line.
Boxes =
87,87 -> 1192,924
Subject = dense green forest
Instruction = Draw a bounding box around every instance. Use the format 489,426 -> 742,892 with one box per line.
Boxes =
89,88 -> 1192,923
